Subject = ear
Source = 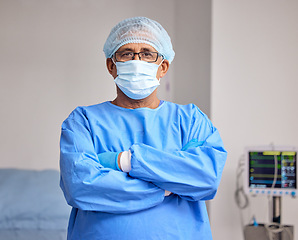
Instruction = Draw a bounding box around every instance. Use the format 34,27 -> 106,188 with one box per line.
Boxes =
158,59 -> 170,79
106,58 -> 117,78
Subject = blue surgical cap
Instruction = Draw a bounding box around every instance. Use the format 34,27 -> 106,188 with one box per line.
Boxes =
103,17 -> 175,64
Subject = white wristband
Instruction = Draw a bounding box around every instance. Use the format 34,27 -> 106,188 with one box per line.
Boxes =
120,150 -> 132,172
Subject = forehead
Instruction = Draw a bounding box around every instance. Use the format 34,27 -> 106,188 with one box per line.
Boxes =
117,43 -> 157,52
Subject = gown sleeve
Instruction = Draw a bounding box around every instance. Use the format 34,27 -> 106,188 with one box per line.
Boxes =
59,108 -> 165,214
128,106 -> 227,201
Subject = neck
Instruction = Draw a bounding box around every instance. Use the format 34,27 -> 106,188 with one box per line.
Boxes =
111,88 -> 160,109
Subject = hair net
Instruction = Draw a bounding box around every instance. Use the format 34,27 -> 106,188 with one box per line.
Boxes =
103,17 -> 175,63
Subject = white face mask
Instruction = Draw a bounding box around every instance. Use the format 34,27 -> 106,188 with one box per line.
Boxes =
113,60 -> 162,100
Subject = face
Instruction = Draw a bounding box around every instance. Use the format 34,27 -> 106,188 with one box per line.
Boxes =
106,43 -> 169,79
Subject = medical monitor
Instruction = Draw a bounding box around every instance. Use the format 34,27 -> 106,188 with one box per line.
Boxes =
244,146 -> 297,197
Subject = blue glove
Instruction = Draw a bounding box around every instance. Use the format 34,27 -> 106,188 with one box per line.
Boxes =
182,139 -> 204,151
97,151 -> 121,171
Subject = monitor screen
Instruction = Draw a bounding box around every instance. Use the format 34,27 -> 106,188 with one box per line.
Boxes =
244,146 -> 297,197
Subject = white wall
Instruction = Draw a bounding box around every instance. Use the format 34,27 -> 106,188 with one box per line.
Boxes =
0,0 -> 175,170
211,1 -> 298,239
174,0 -> 211,116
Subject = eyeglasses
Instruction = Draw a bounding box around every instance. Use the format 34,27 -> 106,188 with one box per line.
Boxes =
114,51 -> 163,63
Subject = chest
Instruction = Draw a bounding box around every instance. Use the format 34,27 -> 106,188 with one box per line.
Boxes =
89,111 -> 189,153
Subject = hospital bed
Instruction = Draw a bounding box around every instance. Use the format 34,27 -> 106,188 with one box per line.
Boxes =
0,168 -> 70,240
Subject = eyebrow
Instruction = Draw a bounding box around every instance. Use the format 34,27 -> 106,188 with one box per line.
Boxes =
117,47 -> 155,52
118,48 -> 134,52
140,47 -> 154,52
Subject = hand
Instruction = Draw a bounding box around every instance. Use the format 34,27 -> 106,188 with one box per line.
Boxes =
165,190 -> 172,196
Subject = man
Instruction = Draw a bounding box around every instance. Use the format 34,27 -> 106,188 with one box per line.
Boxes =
60,16 -> 227,240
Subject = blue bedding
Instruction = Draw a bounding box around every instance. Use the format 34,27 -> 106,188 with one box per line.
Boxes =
0,169 -> 70,240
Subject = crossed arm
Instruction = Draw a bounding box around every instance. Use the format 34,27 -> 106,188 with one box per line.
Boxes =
60,113 -> 227,214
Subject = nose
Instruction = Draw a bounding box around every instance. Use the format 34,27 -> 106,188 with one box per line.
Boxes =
133,53 -> 141,60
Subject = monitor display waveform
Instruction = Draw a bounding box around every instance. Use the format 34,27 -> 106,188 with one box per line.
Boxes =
249,151 -> 296,189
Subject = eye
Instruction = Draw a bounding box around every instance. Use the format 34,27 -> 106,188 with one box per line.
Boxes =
121,52 -> 134,58
141,52 -> 154,57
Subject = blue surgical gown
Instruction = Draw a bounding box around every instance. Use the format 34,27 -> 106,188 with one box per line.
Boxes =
60,101 -> 227,240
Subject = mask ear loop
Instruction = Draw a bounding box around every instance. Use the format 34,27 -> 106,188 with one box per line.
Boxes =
158,59 -> 164,66
157,59 -> 164,81
111,57 -> 119,77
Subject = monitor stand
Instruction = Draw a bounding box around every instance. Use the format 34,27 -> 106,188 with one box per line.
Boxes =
270,196 -> 282,240
244,196 -> 294,240
272,196 -> 281,223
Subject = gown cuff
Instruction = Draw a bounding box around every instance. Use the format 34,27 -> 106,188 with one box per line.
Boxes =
120,150 -> 132,172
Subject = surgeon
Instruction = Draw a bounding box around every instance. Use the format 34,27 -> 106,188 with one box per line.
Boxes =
60,16 -> 227,240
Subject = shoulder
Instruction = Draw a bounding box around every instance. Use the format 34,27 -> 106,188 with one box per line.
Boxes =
165,101 -> 213,131
62,102 -> 110,127
163,102 -> 215,139
164,101 -> 209,120
67,102 -> 109,119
